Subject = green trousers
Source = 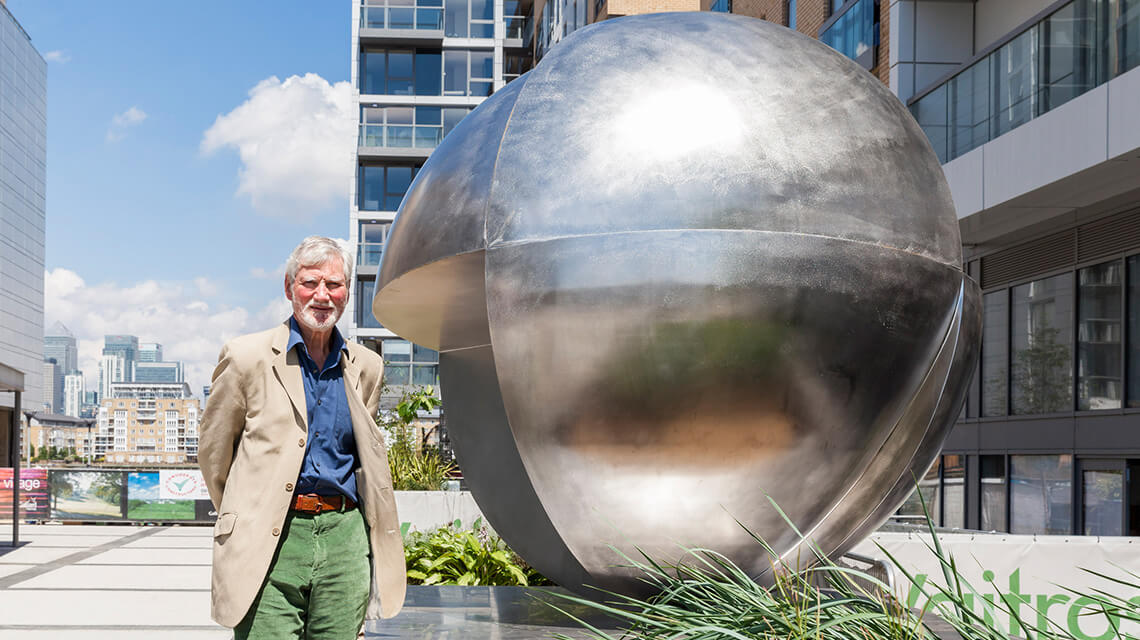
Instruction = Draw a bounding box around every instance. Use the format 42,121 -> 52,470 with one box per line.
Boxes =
234,507 -> 371,640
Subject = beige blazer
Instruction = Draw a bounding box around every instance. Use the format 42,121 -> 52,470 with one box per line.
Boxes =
198,321 -> 406,628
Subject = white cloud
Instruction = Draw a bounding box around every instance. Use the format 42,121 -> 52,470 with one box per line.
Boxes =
106,106 -> 148,142
44,50 -> 71,63
44,268 -> 291,398
201,74 -> 355,221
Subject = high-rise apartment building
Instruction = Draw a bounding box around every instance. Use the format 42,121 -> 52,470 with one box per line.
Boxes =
94,381 -> 200,464
348,0 -> 534,400
0,2 -> 47,494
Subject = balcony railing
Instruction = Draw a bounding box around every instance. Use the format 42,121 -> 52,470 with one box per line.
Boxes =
359,123 -> 443,149
505,14 -> 532,42
910,0 -> 1140,164
358,242 -> 385,266
360,0 -> 444,31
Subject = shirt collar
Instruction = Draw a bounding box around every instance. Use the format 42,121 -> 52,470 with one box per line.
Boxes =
287,316 -> 348,364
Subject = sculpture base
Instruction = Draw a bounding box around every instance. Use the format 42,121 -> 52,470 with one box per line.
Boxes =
365,586 -> 620,639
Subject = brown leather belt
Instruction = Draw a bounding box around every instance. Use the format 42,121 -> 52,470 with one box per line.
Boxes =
290,493 -> 356,514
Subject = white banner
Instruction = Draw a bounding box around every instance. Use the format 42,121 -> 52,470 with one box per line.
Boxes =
158,469 -> 210,500
854,532 -> 1140,640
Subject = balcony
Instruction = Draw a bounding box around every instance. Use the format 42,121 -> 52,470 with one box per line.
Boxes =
910,0 -> 1140,164
358,123 -> 439,160
359,0 -> 445,44
504,13 -> 533,49
358,242 -> 385,267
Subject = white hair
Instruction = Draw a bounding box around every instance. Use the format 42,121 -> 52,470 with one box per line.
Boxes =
285,236 -> 353,286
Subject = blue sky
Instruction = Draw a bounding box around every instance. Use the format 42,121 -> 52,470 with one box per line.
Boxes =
8,1 -> 361,393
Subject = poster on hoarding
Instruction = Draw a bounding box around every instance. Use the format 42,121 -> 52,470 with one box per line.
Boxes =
855,532 -> 1140,640
126,472 -> 194,520
49,470 -> 125,519
158,469 -> 211,500
0,468 -> 50,520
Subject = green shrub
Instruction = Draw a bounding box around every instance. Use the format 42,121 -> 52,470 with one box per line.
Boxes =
381,387 -> 455,491
403,518 -> 551,587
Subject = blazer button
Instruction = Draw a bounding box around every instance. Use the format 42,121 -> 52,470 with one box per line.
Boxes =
272,527 -> 280,536
298,438 -> 305,447
285,482 -> 294,492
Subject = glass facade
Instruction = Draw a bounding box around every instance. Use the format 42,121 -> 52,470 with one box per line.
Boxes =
981,290 -> 1009,416
444,0 -> 494,37
357,221 -> 391,266
980,455 -> 1007,532
819,0 -> 878,66
911,0 -> 1140,163
1077,261 -> 1122,410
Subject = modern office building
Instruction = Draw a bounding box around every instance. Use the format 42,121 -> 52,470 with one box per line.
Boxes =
42,322 -> 78,413
884,0 -> 1140,538
40,359 -> 58,413
134,361 -> 184,384
99,334 -> 139,399
94,382 -> 200,465
347,0 -> 535,401
0,0 -> 47,484
138,342 -> 163,363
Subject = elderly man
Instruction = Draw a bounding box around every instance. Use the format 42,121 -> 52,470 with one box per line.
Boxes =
199,236 -> 404,639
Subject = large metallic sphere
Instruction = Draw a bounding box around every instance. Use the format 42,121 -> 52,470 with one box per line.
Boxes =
374,12 -> 980,595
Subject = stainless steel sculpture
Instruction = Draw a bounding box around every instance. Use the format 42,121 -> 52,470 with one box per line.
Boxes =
373,12 -> 981,595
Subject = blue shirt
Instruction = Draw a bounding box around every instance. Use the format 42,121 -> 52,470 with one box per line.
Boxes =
288,317 -> 359,502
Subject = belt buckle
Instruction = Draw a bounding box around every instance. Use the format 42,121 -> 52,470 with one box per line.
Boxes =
297,494 -> 319,513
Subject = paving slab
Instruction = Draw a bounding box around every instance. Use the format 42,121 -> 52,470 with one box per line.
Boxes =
77,546 -> 211,565
10,563 -> 211,590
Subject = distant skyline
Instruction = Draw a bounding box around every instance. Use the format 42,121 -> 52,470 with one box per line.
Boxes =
8,2 -> 359,395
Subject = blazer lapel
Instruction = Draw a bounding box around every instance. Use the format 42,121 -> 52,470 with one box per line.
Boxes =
270,322 -> 307,430
342,349 -> 383,448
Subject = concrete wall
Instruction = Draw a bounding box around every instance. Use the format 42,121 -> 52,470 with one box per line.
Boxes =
973,0 -> 1052,53
396,490 -> 488,533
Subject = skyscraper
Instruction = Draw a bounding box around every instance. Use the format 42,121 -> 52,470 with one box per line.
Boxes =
44,322 -> 79,374
63,372 -> 84,418
41,359 -> 59,413
100,335 -> 139,397
0,2 -> 47,467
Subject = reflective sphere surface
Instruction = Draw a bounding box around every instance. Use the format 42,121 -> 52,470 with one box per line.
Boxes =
374,12 -> 981,595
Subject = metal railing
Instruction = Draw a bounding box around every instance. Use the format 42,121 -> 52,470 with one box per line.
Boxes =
358,123 -> 443,150
910,0 -> 1140,164
360,0 -> 444,31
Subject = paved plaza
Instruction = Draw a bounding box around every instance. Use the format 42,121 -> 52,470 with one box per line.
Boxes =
0,524 -> 612,639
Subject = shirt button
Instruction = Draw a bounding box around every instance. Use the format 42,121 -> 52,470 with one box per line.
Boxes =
272,527 -> 280,536
298,438 -> 305,447
285,482 -> 294,492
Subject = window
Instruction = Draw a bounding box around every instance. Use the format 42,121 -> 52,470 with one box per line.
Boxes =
1010,454 -> 1072,534
710,0 -> 731,12
787,0 -> 796,28
819,0 -> 878,68
445,0 -> 493,37
1077,261 -> 1122,410
1011,273 -> 1073,414
897,457 -> 941,524
1127,256 -> 1140,406
358,221 -> 392,266
360,0 -> 445,30
359,48 -> 442,95
360,106 -> 445,149
359,165 -> 419,211
981,290 -> 1009,416
980,455 -> 1007,532
444,50 -> 493,96
942,454 -> 965,529
382,339 -> 439,386
356,280 -> 382,329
